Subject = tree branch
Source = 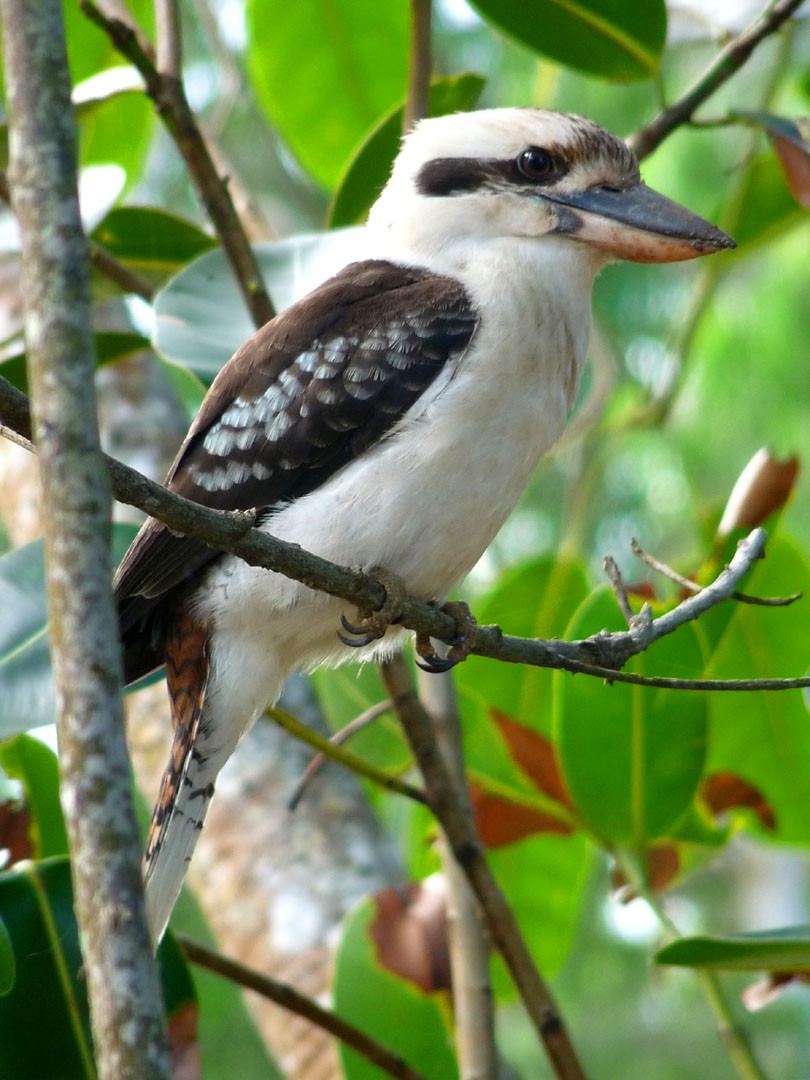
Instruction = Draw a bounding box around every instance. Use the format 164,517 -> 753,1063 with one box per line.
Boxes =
0,3 -> 169,1077
79,0 -> 275,328
404,0 -> 432,131
628,0 -> 805,160
417,668 -> 499,1080
380,656 -> 587,1080
175,933 -> 429,1080
1,375 -> 807,694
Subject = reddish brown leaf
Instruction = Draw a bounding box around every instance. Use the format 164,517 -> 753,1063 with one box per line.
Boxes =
168,1001 -> 201,1080
772,124 -> 810,209
470,783 -> 572,848
0,800 -> 32,866
742,971 -> 810,1011
369,875 -> 450,993
489,709 -> 573,808
612,844 -> 681,895
704,772 -> 776,831
717,449 -> 800,536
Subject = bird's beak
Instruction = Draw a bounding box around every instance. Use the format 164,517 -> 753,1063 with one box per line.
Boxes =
545,182 -> 736,263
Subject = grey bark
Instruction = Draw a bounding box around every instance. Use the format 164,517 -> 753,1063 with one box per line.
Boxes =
0,1 -> 170,1077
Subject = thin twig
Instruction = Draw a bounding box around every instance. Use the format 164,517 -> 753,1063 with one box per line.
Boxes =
79,0 -> 275,329
287,699 -> 393,810
1,376 -> 808,694
266,703 -> 426,804
380,656 -> 588,1080
175,933 -> 429,1080
603,555 -> 635,626
628,0 -> 805,159
404,0 -> 432,131
630,538 -> 802,607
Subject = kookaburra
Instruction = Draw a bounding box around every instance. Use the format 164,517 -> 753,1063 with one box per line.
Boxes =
114,108 -> 734,943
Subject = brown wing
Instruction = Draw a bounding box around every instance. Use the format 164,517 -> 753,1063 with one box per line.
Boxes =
115,259 -> 478,682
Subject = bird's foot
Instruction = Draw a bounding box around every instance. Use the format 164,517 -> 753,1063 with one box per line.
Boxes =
337,567 -> 406,648
415,600 -> 477,673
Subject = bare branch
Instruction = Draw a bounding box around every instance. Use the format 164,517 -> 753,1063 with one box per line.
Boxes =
79,0 -> 275,328
417,668 -> 499,1080
628,0 -> 805,160
404,0 -> 432,131
287,699 -> 393,810
380,656 -> 588,1080
155,0 -> 182,78
0,2 -> 169,1077
176,933 -> 429,1080
1,376 -> 808,694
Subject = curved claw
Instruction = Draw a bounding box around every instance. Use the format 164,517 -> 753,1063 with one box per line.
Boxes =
415,651 -> 459,673
337,630 -> 376,648
340,612 -> 370,638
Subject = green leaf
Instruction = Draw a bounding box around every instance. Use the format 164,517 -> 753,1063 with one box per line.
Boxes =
0,736 -> 68,858
0,858 -> 95,1079
91,206 -> 216,285
328,74 -> 486,227
0,331 -> 149,394
455,557 -> 589,736
554,589 -> 708,846
702,534 -> 810,842
0,857 -> 202,1078
0,525 -> 138,739
153,230 -> 361,379
657,927 -> 810,972
726,155 -> 807,250
490,833 -> 592,992
246,0 -> 409,189
0,915 -> 14,997
468,0 -> 666,81
333,893 -> 458,1080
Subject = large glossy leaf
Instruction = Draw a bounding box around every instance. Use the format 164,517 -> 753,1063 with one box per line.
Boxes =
701,535 -> 810,842
657,927 -> 810,972
454,557 -> 590,736
0,858 -> 95,1078
152,229 -> 362,379
554,589 -> 708,846
0,525 -> 138,739
468,0 -> 666,81
0,331 -> 149,394
91,206 -> 216,287
246,0 -> 408,189
62,0 -> 155,190
0,736 -> 67,859
328,74 -> 486,227
0,857 -> 199,1079
0,915 -> 13,996
333,892 -> 458,1080
490,832 -> 592,993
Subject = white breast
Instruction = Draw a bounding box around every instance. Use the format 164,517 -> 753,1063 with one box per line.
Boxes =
194,237 -> 594,683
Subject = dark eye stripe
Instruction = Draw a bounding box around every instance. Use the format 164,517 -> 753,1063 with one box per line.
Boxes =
415,155 -> 568,197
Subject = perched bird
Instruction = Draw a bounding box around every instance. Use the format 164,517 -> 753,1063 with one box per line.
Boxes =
114,108 -> 734,943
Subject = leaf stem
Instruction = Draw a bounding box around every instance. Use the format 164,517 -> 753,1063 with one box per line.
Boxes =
616,850 -> 770,1080
265,703 -> 426,804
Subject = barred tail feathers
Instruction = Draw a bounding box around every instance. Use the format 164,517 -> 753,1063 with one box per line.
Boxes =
143,609 -> 214,946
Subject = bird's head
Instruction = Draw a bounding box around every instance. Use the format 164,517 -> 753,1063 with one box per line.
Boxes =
368,108 -> 734,269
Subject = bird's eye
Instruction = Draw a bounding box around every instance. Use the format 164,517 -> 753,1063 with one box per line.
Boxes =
517,147 -> 554,181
